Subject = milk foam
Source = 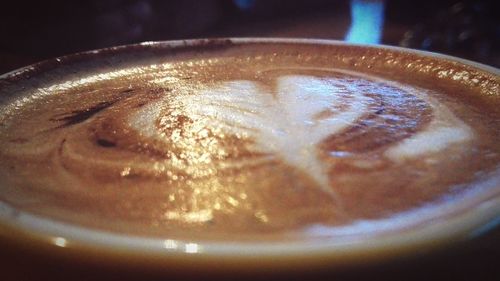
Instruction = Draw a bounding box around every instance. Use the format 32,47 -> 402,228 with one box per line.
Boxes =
1,40 -> 500,244
129,69 -> 475,198
384,86 -> 473,162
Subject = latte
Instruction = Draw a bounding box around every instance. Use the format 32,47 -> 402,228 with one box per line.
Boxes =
0,39 -> 498,243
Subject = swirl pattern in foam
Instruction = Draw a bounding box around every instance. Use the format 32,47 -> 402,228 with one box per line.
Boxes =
129,70 -> 473,199
0,42 -> 499,241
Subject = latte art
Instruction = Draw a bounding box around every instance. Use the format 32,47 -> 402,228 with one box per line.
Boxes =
0,42 -> 498,241
129,70 -> 472,199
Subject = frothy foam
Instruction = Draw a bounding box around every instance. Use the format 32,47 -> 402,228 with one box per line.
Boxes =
129,70 -> 475,199
0,42 -> 498,241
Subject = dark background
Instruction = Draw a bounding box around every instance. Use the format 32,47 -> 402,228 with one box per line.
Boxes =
0,0 -> 498,74
0,0 -> 498,280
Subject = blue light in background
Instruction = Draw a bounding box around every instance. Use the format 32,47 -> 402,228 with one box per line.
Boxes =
345,0 -> 385,44
234,0 -> 256,10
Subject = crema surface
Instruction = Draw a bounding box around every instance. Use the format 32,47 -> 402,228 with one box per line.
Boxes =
0,41 -> 499,241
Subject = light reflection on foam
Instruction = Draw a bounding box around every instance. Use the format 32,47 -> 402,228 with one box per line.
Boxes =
4,66 -> 155,116
130,73 -> 372,199
128,92 -> 230,178
27,63 -> 176,100
164,209 -> 214,223
129,67 -> 475,201
44,68 -> 144,93
51,236 -> 68,247
158,175 -> 246,225
184,243 -> 200,254
163,239 -> 178,250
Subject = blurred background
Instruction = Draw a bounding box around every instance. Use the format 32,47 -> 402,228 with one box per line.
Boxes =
0,0 -> 498,74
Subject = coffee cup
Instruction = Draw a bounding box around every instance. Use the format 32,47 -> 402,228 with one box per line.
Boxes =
0,38 -> 498,279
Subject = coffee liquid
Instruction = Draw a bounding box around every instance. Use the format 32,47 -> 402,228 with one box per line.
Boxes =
0,41 -> 499,241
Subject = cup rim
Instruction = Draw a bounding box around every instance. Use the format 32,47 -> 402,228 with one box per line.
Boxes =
0,38 -> 499,269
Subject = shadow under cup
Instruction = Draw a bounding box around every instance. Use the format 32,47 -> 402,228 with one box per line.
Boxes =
0,38 -> 499,278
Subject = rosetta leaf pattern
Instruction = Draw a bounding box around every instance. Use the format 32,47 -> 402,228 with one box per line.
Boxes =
182,75 -> 370,198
